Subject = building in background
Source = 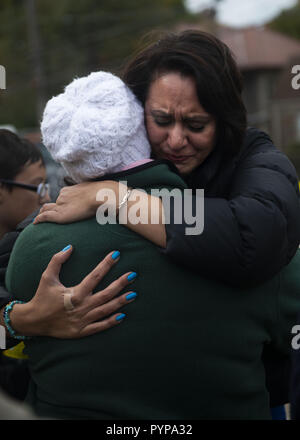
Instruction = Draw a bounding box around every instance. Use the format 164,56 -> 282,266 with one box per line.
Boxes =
218,26 -> 300,151
177,19 -> 300,151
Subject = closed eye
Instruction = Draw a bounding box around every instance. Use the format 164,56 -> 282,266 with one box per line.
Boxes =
154,118 -> 172,126
187,124 -> 205,132
184,117 -> 208,132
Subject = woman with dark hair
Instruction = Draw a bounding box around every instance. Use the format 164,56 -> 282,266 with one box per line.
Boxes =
34,30 -> 300,287
5,69 -> 300,420
124,30 -> 247,156
0,31 -> 299,416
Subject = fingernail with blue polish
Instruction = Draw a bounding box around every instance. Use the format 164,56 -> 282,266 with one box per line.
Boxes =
127,272 -> 137,281
116,313 -> 126,321
62,245 -> 71,252
112,251 -> 120,260
126,292 -> 137,301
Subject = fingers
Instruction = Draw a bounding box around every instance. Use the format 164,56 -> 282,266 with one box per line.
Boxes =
33,203 -> 57,224
40,203 -> 57,213
34,211 -> 59,224
72,268 -> 137,337
78,250 -> 122,297
88,271 -> 137,308
85,290 -> 137,323
79,313 -> 126,338
42,245 -> 73,281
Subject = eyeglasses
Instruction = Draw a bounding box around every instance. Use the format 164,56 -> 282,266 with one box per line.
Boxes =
0,179 -> 50,198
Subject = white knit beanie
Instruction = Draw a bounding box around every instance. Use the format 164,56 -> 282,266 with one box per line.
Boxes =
41,71 -> 151,183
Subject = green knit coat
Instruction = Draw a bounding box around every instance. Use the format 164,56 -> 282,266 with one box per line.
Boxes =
5,162 -> 300,420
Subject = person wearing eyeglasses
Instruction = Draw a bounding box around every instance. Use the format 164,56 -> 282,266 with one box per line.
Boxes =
0,130 -> 51,241
0,129 -> 51,403
0,180 -> 50,204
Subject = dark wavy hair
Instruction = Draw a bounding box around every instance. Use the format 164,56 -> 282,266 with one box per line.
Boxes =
122,30 -> 247,156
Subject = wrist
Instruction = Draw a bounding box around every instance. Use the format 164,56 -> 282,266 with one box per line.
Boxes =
87,182 -> 103,215
95,180 -> 126,214
9,301 -> 39,337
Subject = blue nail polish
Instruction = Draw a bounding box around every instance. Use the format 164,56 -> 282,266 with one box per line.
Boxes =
127,272 -> 137,281
112,251 -> 120,260
126,292 -> 137,301
116,313 -> 126,321
61,245 -> 71,252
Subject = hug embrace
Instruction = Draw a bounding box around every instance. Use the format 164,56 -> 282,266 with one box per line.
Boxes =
1,30 -> 300,420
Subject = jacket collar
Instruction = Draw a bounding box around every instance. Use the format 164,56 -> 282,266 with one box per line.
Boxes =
92,159 -> 187,191
185,146 -> 226,190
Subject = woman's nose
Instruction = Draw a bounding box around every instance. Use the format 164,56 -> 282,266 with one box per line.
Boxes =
167,124 -> 187,151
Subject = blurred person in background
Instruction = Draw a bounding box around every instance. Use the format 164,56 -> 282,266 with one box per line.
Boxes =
0,129 -> 50,402
0,129 -> 50,241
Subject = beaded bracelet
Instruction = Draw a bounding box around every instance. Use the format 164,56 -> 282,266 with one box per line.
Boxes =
3,301 -> 31,340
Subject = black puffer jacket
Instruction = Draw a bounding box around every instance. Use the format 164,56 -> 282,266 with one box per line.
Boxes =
162,127 -> 300,288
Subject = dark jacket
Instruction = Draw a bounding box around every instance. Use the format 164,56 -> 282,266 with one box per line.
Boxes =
163,127 -> 300,288
0,212 -> 36,308
0,212 -> 36,401
5,161 -> 300,420
1,127 -> 299,408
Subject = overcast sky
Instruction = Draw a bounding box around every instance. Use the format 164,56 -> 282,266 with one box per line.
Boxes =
185,0 -> 298,27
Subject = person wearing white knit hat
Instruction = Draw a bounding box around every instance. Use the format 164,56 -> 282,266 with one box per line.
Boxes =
41,71 -> 151,183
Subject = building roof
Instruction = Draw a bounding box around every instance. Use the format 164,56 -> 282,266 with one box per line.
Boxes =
217,26 -> 300,71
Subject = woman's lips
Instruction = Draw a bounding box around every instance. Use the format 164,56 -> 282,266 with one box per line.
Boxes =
165,154 -> 193,163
